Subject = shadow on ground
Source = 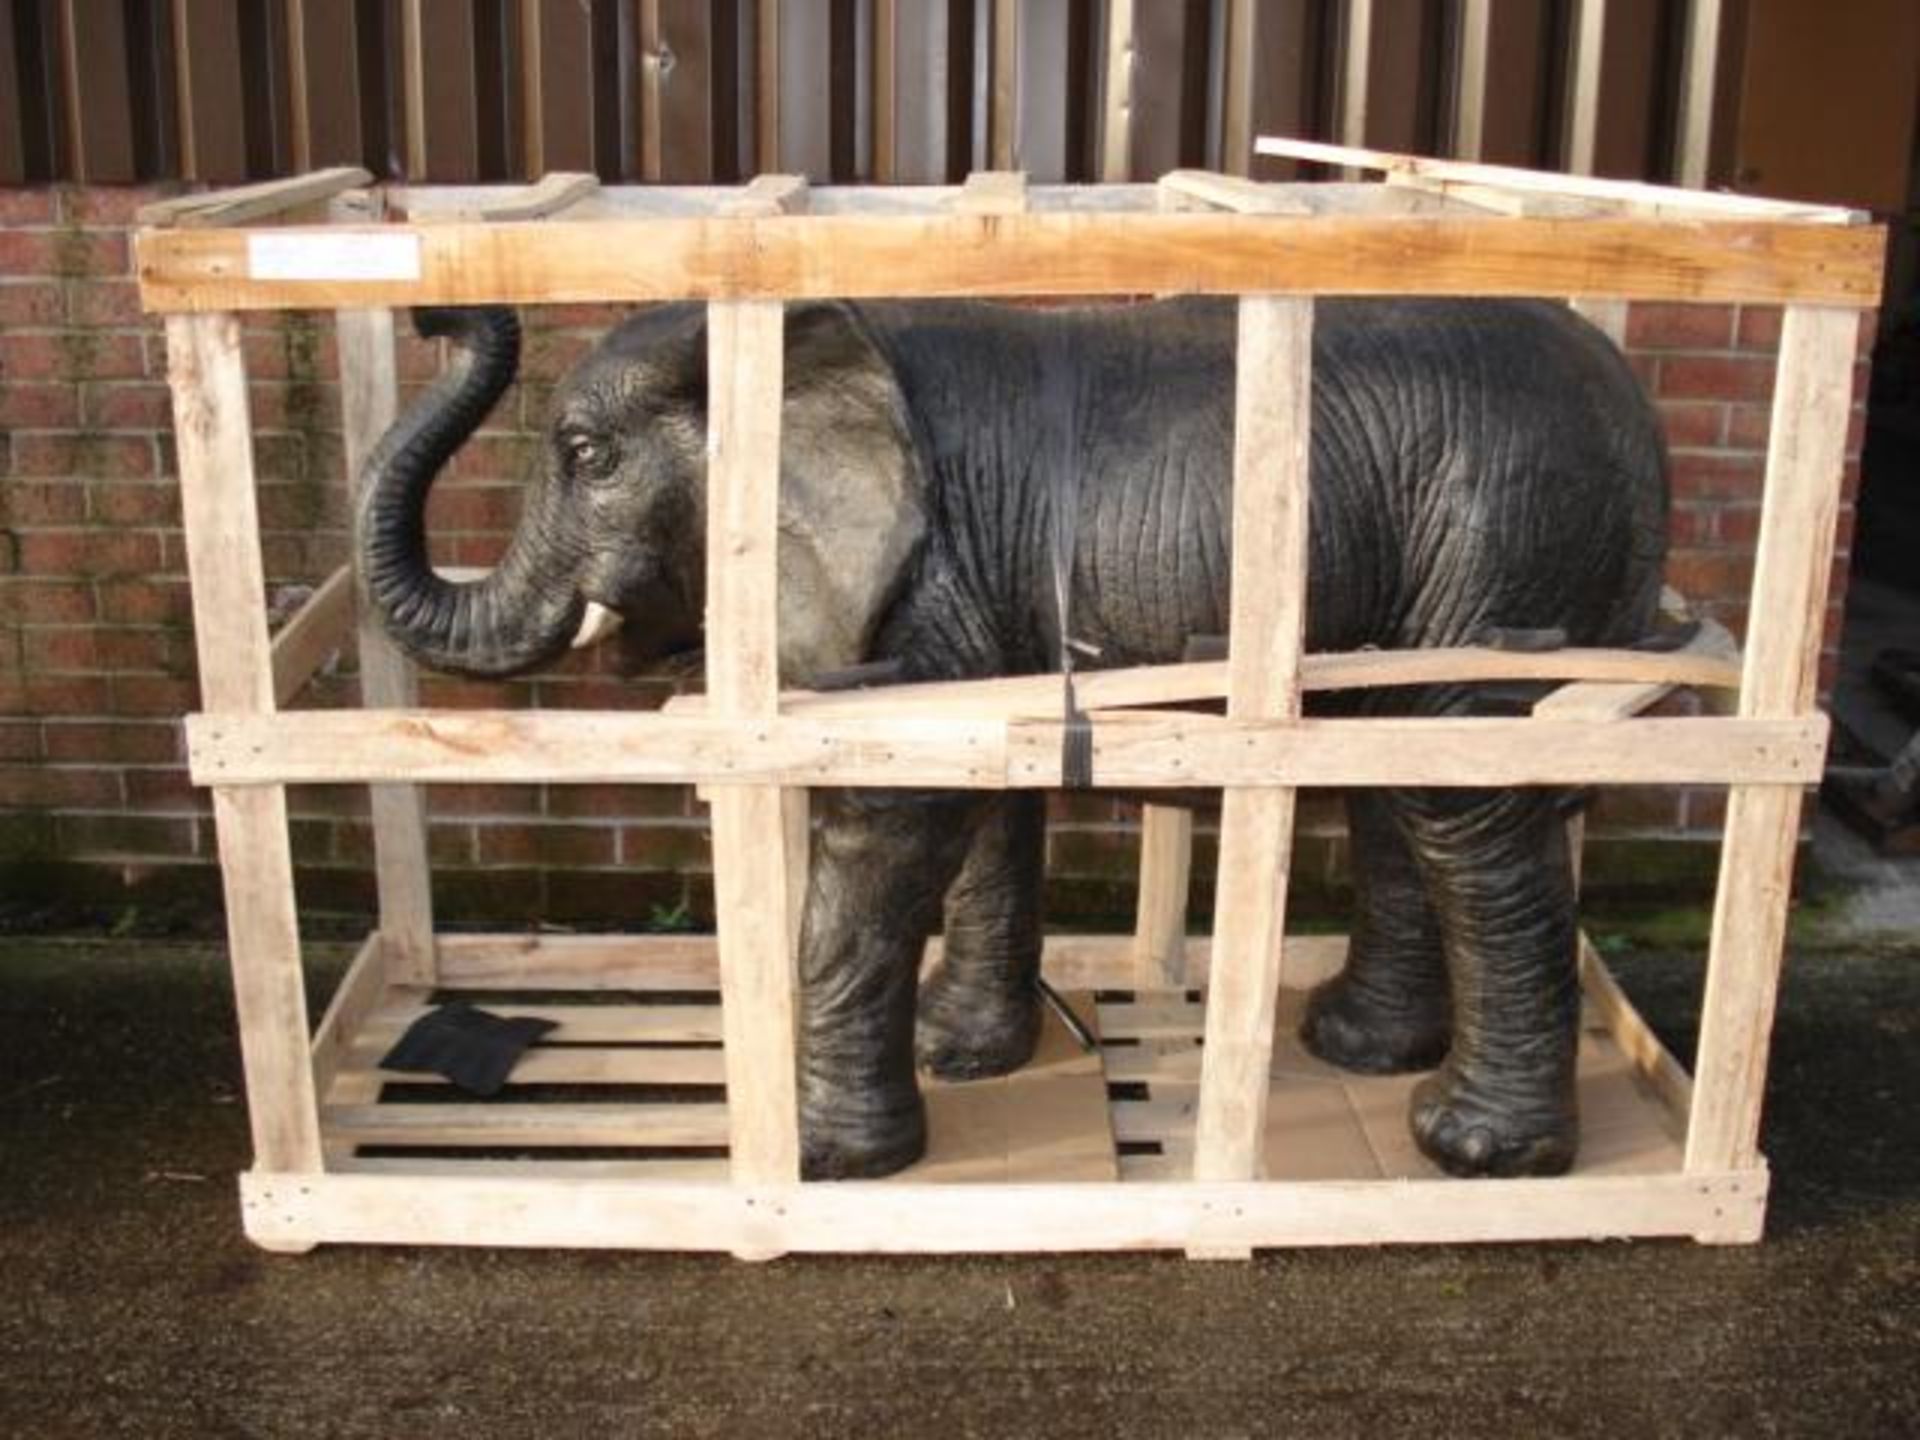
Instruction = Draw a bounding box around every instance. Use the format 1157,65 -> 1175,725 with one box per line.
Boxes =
0,935 -> 1914,1438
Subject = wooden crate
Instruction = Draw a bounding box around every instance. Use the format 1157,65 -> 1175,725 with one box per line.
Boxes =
136,144 -> 1881,1256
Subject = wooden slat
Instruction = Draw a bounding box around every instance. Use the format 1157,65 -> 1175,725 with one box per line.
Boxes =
58,0 -> 137,181
353,1044 -> 729,1088
719,172 -> 810,217
240,1168 -> 1770,1251
1156,169 -> 1311,214
323,1102 -> 731,1148
137,167 -> 374,228
185,710 -> 1829,790
268,564 -> 354,706
454,172 -> 599,222
1578,936 -> 1693,1126
136,211 -> 1886,312
1687,305 -> 1861,1179
361,1002 -> 725,1045
666,645 -> 1745,721
1676,0 -> 1725,188
402,0 -> 480,181
310,936 -> 402,1102
952,169 -> 1027,214
172,0 -> 249,182
286,0 -> 367,170
1099,0 -> 1135,181
1132,805 -> 1194,987
337,298 -> 437,985
519,0 -> 595,174
1570,295 -> 1631,348
1192,296 -> 1313,1190
1533,616 -> 1741,722
335,1156 -> 730,1179
167,312 -> 322,1181
1254,137 -> 1866,222
705,298 -> 802,1195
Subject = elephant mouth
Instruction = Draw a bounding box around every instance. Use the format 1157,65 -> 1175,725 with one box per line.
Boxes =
569,601 -> 626,650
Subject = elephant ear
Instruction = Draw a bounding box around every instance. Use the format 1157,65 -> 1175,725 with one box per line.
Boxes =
774,302 -> 927,685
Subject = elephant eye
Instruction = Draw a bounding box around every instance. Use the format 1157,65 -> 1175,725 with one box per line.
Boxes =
562,431 -> 617,477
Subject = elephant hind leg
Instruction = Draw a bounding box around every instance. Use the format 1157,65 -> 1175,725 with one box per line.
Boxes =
1394,786 -> 1581,1178
916,792 -> 1046,1081
1301,788 -> 1452,1075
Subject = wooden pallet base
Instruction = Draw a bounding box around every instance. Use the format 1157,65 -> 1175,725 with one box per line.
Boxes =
270,929 -> 1760,1255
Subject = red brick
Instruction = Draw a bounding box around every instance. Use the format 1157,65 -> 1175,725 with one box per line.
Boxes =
0,383 -> 81,428
619,824 -> 713,872
0,282 -> 65,325
89,482 -> 181,526
1724,403 -> 1771,452
1714,506 -> 1763,546
1667,505 -> 1714,547
1734,305 -> 1782,351
0,482 -> 88,525
1667,548 -> 1754,601
42,720 -> 181,764
123,767 -> 203,811
0,766 -> 122,808
97,577 -> 192,625
83,381 -> 174,428
61,185 -> 174,225
0,190 -> 59,224
15,530 -> 163,577
1626,302 -> 1734,351
0,231 -> 60,272
425,485 -> 526,530
248,381 -> 342,430
425,784 -> 544,818
0,721 -> 43,760
1657,355 -> 1775,403
546,784 -> 691,820
1668,452 -> 1766,500
11,433 -> 156,477
66,280 -> 147,327
0,580 -> 97,624
477,823 -> 619,867
111,674 -> 201,714
0,330 -> 147,381
1655,401 -> 1725,450
55,812 -> 198,856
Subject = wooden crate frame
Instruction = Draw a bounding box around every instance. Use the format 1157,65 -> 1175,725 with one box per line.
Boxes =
136,146 -> 1881,1257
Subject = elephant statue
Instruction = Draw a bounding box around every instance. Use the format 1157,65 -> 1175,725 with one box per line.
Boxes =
356,296 -> 1668,1182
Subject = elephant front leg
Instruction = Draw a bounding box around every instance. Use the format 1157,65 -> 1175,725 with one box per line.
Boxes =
916,792 -> 1046,1080
797,789 -> 982,1180
1394,787 -> 1581,1178
1301,788 -> 1452,1074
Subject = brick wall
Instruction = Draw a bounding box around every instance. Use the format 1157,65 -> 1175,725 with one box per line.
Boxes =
0,186 -> 1872,932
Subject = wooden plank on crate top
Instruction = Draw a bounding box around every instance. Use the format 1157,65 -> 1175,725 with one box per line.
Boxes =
420,172 -> 600,223
1157,169 -> 1312,214
952,171 -> 1029,215
1254,136 -> 1867,224
720,173 -> 811,218
135,209 -> 1886,313
137,167 -> 376,229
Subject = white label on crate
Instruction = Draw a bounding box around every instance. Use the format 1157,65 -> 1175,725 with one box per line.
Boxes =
246,233 -> 423,283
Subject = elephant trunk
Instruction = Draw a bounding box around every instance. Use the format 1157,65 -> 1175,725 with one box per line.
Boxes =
356,307 -> 586,678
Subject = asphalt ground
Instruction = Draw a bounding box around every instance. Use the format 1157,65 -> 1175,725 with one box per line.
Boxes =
0,935 -> 1914,1438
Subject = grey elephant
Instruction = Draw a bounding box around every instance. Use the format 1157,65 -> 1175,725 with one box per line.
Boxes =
357,296 -> 1667,1181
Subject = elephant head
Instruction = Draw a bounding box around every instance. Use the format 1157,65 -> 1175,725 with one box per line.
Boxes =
356,303 -> 928,684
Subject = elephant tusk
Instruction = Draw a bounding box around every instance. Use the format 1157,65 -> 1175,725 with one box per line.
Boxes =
570,601 -> 626,650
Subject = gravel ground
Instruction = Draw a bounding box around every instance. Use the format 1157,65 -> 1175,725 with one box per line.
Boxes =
0,935 -> 1914,1438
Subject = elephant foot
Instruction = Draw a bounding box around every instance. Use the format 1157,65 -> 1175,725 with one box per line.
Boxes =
914,966 -> 1043,1082
798,1086 -> 927,1181
1299,972 -> 1451,1075
1408,1065 -> 1577,1178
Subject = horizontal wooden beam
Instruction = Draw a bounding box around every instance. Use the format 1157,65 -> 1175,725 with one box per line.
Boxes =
185,708 -> 1826,789
664,645 -> 1745,722
240,1168 -> 1767,1251
135,210 -> 1886,312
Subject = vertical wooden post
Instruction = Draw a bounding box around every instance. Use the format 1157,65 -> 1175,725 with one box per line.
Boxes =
1191,297 -> 1315,1213
1133,806 -> 1193,986
706,300 -> 804,1212
338,304 -> 437,984
167,313 -> 325,1201
1686,306 -> 1859,1214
